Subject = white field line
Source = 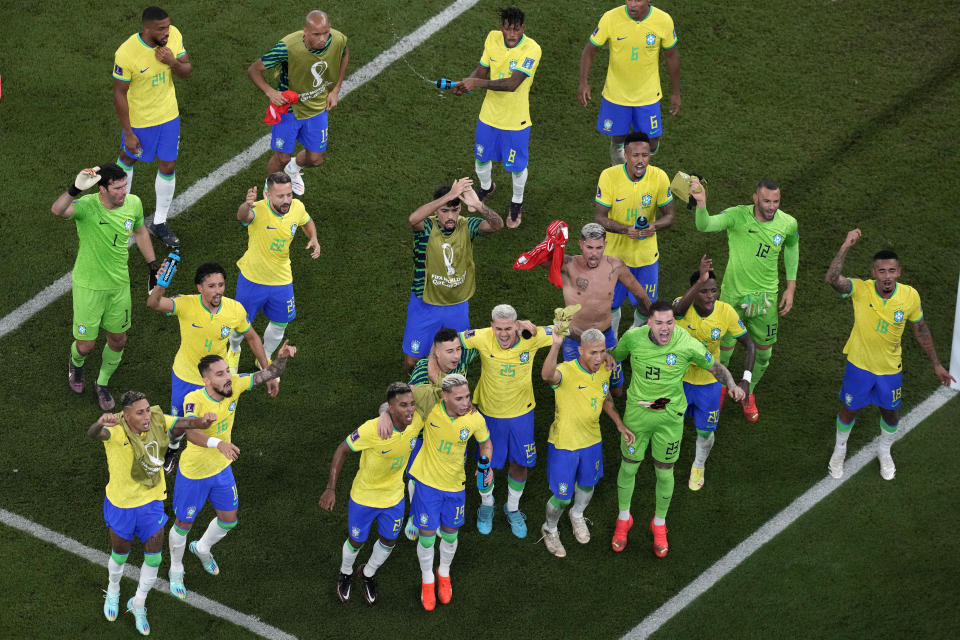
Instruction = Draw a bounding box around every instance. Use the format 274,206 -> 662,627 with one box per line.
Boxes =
624,384 -> 959,640
0,0 -> 481,341
0,507 -> 296,640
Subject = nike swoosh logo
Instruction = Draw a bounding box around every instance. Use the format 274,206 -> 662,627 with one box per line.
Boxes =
489,57 -> 496,61
140,67 -> 150,73
380,450 -> 392,454
616,198 -> 626,202
99,220 -> 110,225
191,323 -> 203,328
158,517 -> 164,524
429,422 -> 441,429
578,385 -> 587,390
266,225 -> 277,229
123,442 -> 129,446
748,229 -> 759,233
616,36 -> 628,41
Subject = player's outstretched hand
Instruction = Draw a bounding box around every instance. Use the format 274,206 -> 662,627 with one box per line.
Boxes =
460,187 -> 483,213
697,255 -> 712,281
841,228 -> 862,250
934,364 -> 957,387
75,167 -> 102,192
318,488 -> 336,511
448,177 -> 473,199
217,441 -> 240,461
245,186 -> 257,207
778,289 -> 794,316
577,82 -> 591,107
618,424 -> 636,446
276,340 -> 297,360
690,178 -> 706,208
728,384 -> 746,403
669,93 -> 682,116
306,237 -> 321,259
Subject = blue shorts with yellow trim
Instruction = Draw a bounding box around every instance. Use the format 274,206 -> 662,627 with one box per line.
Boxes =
839,361 -> 902,411
597,99 -> 662,138
121,116 -> 180,163
474,121 -> 530,172
683,381 -> 722,431
480,410 -> 536,469
409,481 -> 465,531
103,497 -> 167,542
347,497 -> 404,544
235,271 -> 296,324
547,442 -> 603,499
172,465 -> 238,523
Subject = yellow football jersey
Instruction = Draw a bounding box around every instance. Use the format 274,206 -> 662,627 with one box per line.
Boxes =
460,326 -> 554,418
103,416 -> 177,508
113,26 -> 186,128
347,416 -> 424,508
596,163 -> 673,267
843,279 -> 923,375
409,401 -> 490,492
677,301 -> 745,385
478,31 -> 541,130
170,295 -> 251,384
236,198 -> 311,286
548,360 -> 612,451
178,374 -> 254,479
589,5 -> 677,106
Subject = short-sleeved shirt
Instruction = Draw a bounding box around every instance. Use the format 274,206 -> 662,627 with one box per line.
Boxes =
103,416 -> 177,508
410,216 -> 484,298
70,193 -> 144,290
676,301 -> 746,385
113,27 -> 186,128
842,279 -> 923,375
596,164 -> 673,267
178,374 -> 254,479
701,205 -> 799,299
548,360 -> 612,451
589,5 -> 677,106
236,198 -> 311,286
346,417 -> 425,508
170,295 -> 251,384
611,325 -> 714,416
260,29 -> 348,120
460,326 -> 555,418
478,31 -> 541,131
409,401 -> 490,492
408,347 -> 478,386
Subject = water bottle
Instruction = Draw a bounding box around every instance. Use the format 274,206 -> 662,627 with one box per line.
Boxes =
436,78 -> 470,94
634,216 -> 650,240
156,250 -> 181,288
477,455 -> 490,490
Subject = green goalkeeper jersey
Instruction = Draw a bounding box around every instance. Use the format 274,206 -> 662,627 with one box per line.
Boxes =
611,325 -> 714,417
695,204 -> 798,298
70,193 -> 144,290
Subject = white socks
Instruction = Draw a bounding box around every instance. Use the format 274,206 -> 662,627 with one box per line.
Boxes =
475,160 -> 493,190
285,157 -> 303,176
694,433 -> 716,467
511,168 -> 528,203
154,171 -> 176,224
416,542 -> 435,583
340,539 -> 360,575
544,501 -> 564,532
196,518 -> 230,555
570,485 -> 594,519
134,562 -> 158,609
364,541 -> 394,577
610,140 -> 625,166
263,322 -> 287,360
611,307 -> 623,340
506,484 -> 523,512
437,538 -> 458,578
107,554 -> 125,593
228,330 -> 244,353
168,526 -> 187,573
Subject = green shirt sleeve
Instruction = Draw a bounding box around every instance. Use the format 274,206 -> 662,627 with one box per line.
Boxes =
783,220 -> 799,281
694,206 -> 731,232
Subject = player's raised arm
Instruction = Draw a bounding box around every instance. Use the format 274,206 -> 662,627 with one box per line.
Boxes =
146,280 -> 175,313
691,180 -> 728,233
673,255 -> 712,317
577,42 -> 598,107
825,230 -> 859,295
408,179 -> 472,230
251,340 -> 296,387
184,427 -> 239,460
86,412 -> 119,441
237,187 -> 257,223
910,319 -> 957,386
318,440 -> 351,511
51,168 -> 103,218
460,188 -> 505,234
540,329 -> 564,384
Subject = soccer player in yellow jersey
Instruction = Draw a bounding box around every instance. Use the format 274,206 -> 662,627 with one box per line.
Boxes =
166,344 -> 294,600
595,132 -> 674,335
578,0 -> 681,163
409,374 -> 492,611
460,304 -> 553,538
825,230 -> 955,480
673,258 -> 756,491
538,328 -> 631,558
454,6 -> 541,224
319,382 -> 432,605
87,390 -> 213,635
113,7 -> 193,247
226,173 -> 319,369
148,262 -> 274,471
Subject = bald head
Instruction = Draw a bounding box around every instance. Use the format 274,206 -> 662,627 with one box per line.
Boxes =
306,10 -> 329,26
303,10 -> 332,50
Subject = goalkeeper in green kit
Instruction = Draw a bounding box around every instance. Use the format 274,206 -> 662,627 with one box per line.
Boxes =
690,178 -> 798,422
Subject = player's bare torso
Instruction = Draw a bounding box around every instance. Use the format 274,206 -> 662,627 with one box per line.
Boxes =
561,254 -> 621,337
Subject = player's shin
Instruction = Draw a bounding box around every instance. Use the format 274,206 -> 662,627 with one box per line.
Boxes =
97,345 -> 124,386
610,141 -> 625,166
611,307 -> 623,341
263,321 -> 287,360
154,171 -> 176,224
475,160 -> 493,191
878,418 -> 898,452
511,168 -> 528,204
340,539 -> 362,575
227,330 -> 244,354
693,430 -> 715,467
750,348 -> 773,393
117,157 -> 134,194
71,342 -> 88,367
437,530 -> 458,578
506,475 -> 525,511
478,478 -> 495,507
197,517 -> 236,554
417,535 -> 436,582
835,416 -> 854,447
107,550 -> 129,593
570,485 -> 594,518
363,541 -> 394,577
168,524 -> 188,572
616,461 -> 641,516
630,310 -> 648,330
653,466 -> 674,521
545,496 -> 569,532
134,552 -> 162,608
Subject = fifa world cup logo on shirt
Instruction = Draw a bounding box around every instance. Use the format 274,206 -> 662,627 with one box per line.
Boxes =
311,61 -> 331,90
442,243 -> 456,276
140,440 -> 164,475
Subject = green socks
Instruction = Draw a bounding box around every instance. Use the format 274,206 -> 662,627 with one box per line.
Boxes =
750,348 -> 773,393
617,461 -> 641,511
71,341 -> 87,367
96,345 -> 124,386
654,465 -> 675,519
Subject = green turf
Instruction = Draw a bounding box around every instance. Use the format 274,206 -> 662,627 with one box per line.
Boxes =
0,0 -> 958,638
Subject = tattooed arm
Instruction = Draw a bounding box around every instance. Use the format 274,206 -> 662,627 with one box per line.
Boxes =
252,340 -> 297,387
911,319 -> 956,386
825,229 -> 860,295
461,188 -> 504,233
708,362 -> 745,402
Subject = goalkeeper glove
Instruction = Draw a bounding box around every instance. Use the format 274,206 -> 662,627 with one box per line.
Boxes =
739,292 -> 772,318
68,167 -> 102,196
148,260 -> 160,293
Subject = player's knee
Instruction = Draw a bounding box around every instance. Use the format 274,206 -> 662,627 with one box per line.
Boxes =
346,537 -> 363,552
550,495 -> 572,507
158,160 -> 177,174
76,339 -> 97,356
756,348 -> 773,365
378,536 -> 396,548
110,550 -> 130,565
418,533 -> 437,548
439,529 -> 458,544
305,151 -> 325,167
216,517 -> 238,530
106,333 -> 128,350
144,552 -> 163,568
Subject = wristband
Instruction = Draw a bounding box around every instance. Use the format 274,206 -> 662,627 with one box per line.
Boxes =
206,437 -> 222,448
67,185 -> 81,197
741,370 -> 753,383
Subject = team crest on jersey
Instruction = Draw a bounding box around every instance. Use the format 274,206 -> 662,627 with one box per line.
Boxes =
545,326 -> 553,335
509,60 -> 517,71
522,57 -> 535,70
894,310 -> 904,322
627,445 -> 636,454
77,324 -> 87,336
645,33 -> 657,46
219,326 -> 230,339
558,482 -> 569,496
642,194 -> 653,207
602,382 -> 609,395
274,137 -> 285,148
186,506 -> 196,519
228,401 -> 236,412
124,218 -> 134,232
410,439 -> 417,449
711,328 -> 721,340
602,118 -> 613,132
290,224 -> 297,236
171,406 -> 179,417
704,351 -> 714,364
184,402 -> 195,414
772,233 -> 784,247
419,513 -> 429,526
114,64 -> 123,75
844,393 -> 853,406
351,526 -> 361,539
459,428 -> 469,441
665,353 -> 677,366
519,351 -> 530,363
